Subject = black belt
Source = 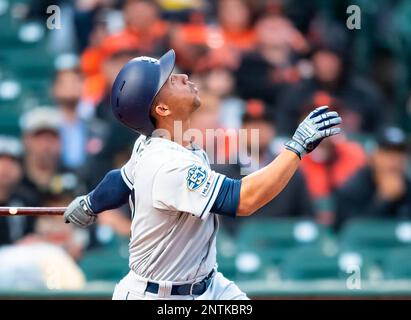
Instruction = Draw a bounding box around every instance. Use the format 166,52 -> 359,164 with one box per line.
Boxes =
145,270 -> 215,296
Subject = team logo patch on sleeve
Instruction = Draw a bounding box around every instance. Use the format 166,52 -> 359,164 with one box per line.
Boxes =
186,164 -> 208,191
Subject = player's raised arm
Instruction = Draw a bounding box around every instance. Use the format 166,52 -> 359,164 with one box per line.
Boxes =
148,106 -> 341,221
237,106 -> 341,216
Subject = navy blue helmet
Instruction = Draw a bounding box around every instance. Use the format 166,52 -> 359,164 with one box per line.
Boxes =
111,49 -> 176,136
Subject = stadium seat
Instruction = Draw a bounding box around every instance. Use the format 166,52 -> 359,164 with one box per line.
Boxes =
3,47 -> 55,80
338,251 -> 382,281
383,247 -> 411,279
339,219 -> 411,263
217,255 -> 237,280
236,218 -> 335,265
0,15 -> 20,49
79,236 -> 130,282
279,245 -> 340,280
0,78 -> 27,136
234,250 -> 280,281
216,226 -> 237,279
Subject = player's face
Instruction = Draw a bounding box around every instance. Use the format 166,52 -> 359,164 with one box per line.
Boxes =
157,73 -> 201,120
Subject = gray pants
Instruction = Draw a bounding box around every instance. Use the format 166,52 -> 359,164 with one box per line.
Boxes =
112,270 -> 249,300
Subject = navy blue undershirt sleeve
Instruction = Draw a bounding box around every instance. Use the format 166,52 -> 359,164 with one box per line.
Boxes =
210,177 -> 241,218
87,169 -> 131,213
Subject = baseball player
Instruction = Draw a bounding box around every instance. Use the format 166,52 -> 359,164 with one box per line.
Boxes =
64,49 -> 341,300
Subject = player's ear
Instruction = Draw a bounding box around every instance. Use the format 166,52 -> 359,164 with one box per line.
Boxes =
153,103 -> 171,117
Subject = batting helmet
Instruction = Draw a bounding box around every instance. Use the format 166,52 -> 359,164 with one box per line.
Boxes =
111,49 -> 176,136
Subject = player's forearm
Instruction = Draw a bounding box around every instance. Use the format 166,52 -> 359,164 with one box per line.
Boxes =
237,150 -> 300,216
65,169 -> 132,227
236,106 -> 342,216
88,169 -> 131,213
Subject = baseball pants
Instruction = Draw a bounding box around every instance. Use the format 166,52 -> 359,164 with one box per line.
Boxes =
112,270 -> 249,300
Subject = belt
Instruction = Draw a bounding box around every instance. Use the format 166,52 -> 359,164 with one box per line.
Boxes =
145,270 -> 215,296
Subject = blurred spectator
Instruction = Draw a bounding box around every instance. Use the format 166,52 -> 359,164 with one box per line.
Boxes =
236,14 -> 309,107
29,0 -> 78,54
80,0 -> 168,104
199,67 -> 245,130
277,39 -> 386,135
53,58 -> 86,169
19,172 -> 88,260
169,10 -> 211,72
79,9 -> 111,106
65,49 -> 135,244
158,0 -> 205,22
0,136 -> 36,245
101,0 -> 169,57
189,92 -> 228,160
300,136 -> 367,226
293,102 -> 368,226
171,0 -> 256,72
53,55 -> 109,170
19,107 -> 71,206
268,0 -> 318,34
0,243 -> 86,290
215,0 -> 257,52
73,0 -> 121,52
213,100 -> 314,234
83,50 -> 139,187
336,127 -> 411,228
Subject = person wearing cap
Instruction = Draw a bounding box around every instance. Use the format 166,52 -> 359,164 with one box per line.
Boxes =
0,136 -> 36,245
19,107 -> 69,207
336,126 -> 411,227
0,171 -> 87,289
19,172 -> 88,261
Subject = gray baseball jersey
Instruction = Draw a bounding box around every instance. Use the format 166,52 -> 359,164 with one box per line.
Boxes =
121,136 -> 225,282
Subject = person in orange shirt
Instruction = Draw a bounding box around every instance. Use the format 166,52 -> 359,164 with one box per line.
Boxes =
171,0 -> 257,73
81,0 -> 169,105
236,14 -> 309,107
102,0 -> 169,57
298,101 -> 367,226
216,0 -> 257,51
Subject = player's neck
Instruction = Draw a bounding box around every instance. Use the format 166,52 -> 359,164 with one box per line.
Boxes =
153,119 -> 192,148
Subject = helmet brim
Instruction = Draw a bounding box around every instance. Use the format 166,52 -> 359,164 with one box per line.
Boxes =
157,49 -> 176,94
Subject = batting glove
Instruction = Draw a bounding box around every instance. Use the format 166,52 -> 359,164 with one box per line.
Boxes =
64,195 -> 97,228
285,106 -> 342,159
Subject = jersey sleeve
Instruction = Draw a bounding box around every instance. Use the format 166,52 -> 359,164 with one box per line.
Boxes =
120,135 -> 145,189
152,159 -> 225,220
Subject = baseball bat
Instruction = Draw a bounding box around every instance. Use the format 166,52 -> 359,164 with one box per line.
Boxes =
0,207 -> 66,216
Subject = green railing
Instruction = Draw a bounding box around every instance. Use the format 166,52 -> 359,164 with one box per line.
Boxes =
2,280 -> 411,299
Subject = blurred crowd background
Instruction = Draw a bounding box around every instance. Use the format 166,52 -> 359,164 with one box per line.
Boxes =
1,0 -> 411,293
